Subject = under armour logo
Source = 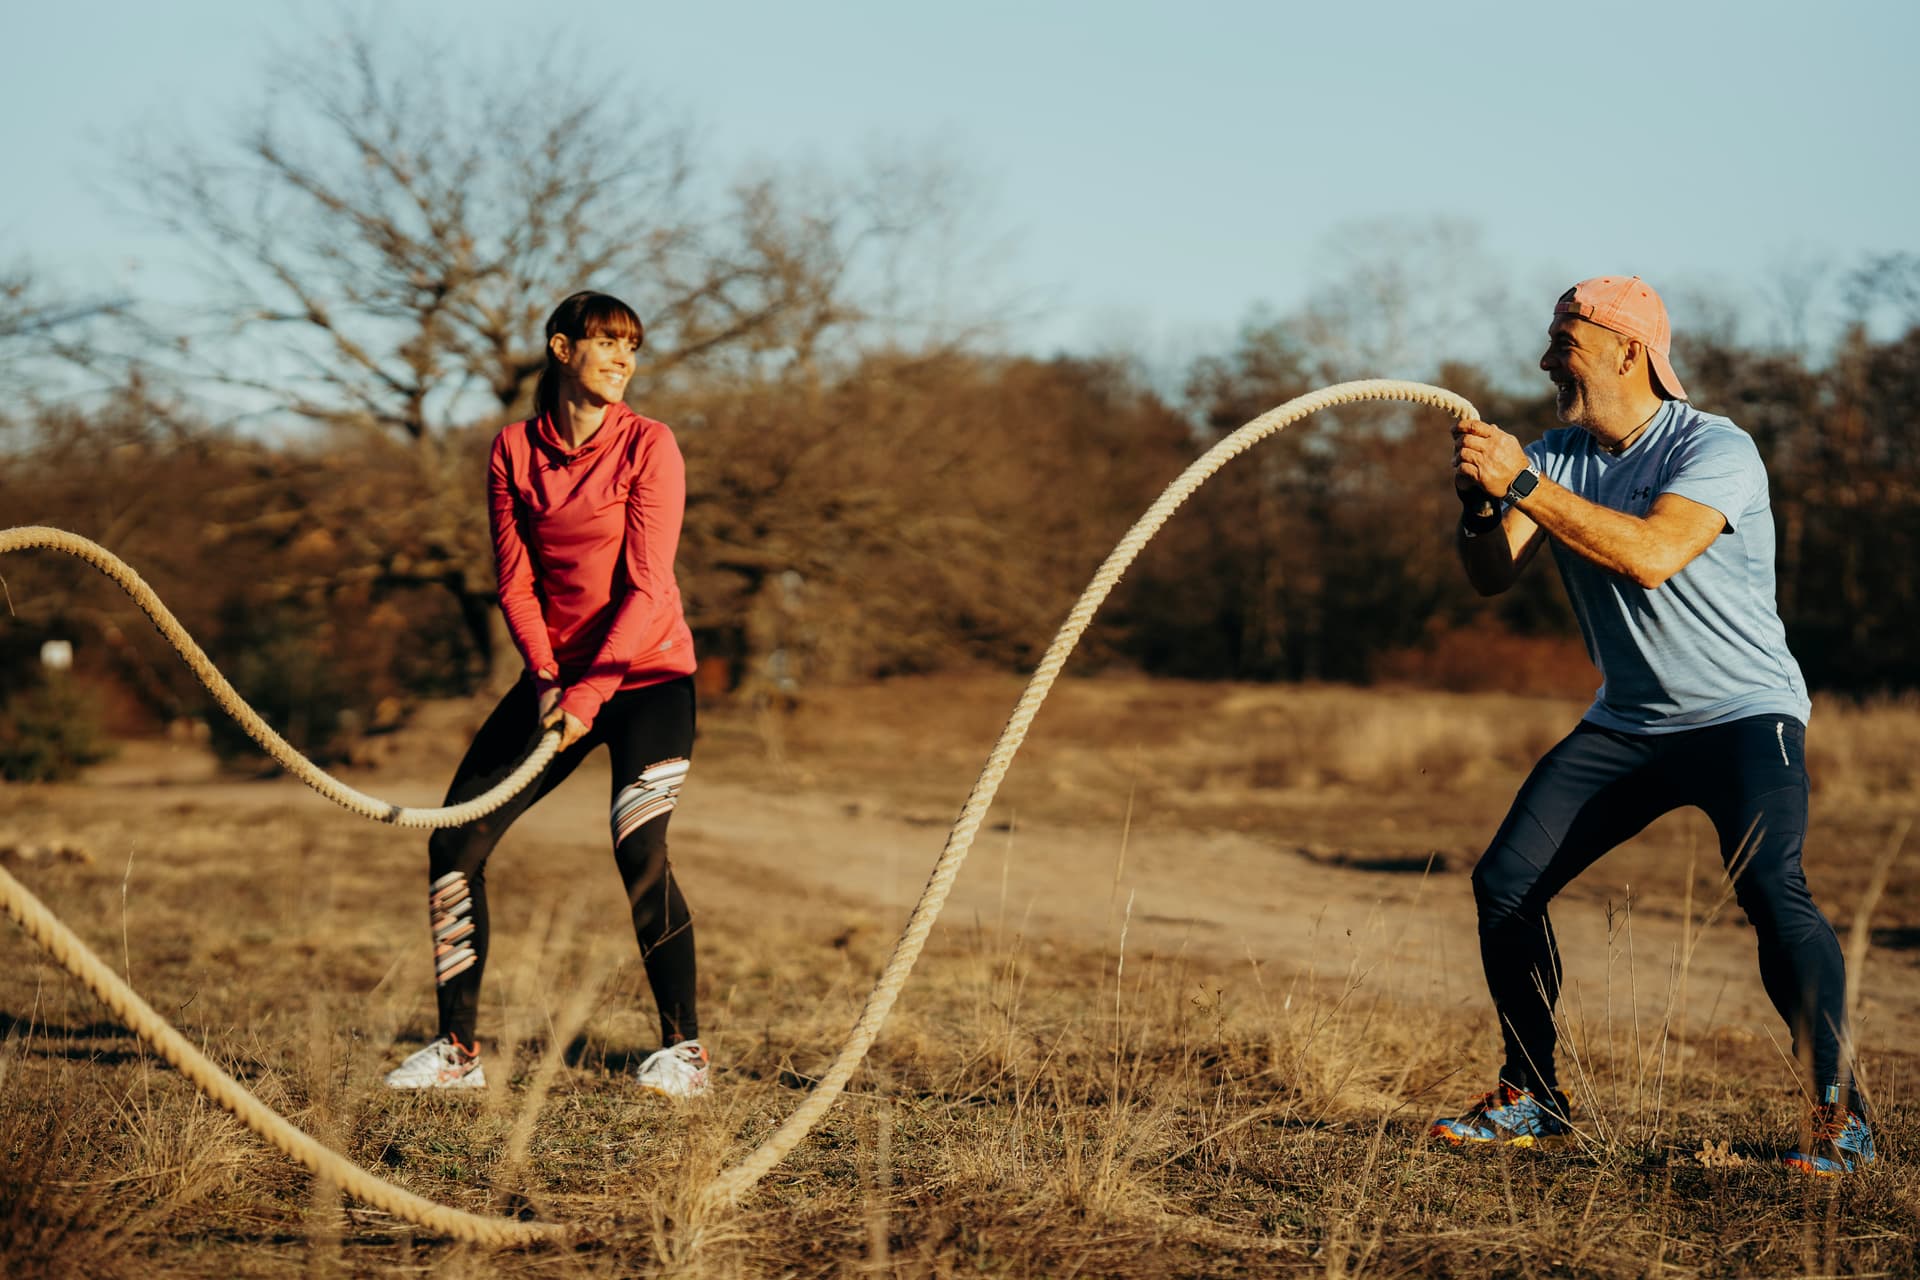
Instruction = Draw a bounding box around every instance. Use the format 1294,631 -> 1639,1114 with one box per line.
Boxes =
1630,485 -> 1653,503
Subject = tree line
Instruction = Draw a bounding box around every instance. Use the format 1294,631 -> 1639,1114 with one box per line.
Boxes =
2,28 -> 1917,771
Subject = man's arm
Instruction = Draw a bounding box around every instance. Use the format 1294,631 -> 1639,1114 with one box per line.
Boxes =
1509,485 -> 1724,588
1455,419 -> 1725,589
1451,423 -> 1546,596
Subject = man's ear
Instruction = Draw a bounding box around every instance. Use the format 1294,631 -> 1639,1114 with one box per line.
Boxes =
1618,337 -> 1643,377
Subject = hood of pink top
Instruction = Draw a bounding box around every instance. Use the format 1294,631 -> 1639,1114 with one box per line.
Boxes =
531,401 -> 635,466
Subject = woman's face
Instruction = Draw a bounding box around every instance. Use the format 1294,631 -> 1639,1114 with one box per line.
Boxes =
552,328 -> 639,405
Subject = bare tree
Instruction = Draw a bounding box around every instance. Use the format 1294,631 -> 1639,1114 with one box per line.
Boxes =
135,27 -> 997,436
1295,218 -> 1518,383
0,267 -> 126,413
1843,253 -> 1920,336
1761,251 -> 1832,355
126,23 -> 990,679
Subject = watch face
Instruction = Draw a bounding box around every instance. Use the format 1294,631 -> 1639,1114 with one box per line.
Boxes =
1509,468 -> 1539,501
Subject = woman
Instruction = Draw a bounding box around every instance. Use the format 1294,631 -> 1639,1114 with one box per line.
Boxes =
384,291 -> 707,1097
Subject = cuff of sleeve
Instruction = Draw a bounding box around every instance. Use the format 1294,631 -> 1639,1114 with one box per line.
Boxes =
1460,507 -> 1503,536
558,687 -> 605,730
1664,485 -> 1739,532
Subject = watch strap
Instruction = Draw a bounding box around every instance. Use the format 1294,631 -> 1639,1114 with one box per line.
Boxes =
1506,465 -> 1541,503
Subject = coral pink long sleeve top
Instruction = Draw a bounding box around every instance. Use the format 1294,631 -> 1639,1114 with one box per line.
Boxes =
488,403 -> 697,729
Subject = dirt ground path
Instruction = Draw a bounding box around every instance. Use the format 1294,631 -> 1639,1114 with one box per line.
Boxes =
44,675 -> 1920,1080
453,770 -> 1920,1070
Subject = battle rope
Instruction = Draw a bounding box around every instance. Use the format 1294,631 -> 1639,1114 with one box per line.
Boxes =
0,378 -> 1477,1242
0,862 -> 568,1246
0,526 -> 559,829
700,378 -> 1477,1202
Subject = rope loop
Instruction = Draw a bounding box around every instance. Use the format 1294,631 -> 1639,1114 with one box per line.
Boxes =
0,378 -> 1477,1240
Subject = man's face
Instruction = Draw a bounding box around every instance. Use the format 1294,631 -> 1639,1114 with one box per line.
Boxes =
1539,315 -> 1623,427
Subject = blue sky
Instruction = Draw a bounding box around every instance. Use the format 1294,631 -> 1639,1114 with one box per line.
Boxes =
4,0 -> 1915,378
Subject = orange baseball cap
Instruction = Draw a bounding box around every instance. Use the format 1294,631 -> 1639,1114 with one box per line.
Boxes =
1554,276 -> 1688,401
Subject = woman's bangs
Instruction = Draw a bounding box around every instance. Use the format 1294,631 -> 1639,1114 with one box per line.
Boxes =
580,297 -> 644,346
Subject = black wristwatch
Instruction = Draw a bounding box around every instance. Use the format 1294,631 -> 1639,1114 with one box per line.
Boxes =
1505,465 -> 1542,504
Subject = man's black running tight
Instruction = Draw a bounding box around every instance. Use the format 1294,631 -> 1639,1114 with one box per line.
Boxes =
1472,715 -> 1847,1095
424,675 -> 697,1048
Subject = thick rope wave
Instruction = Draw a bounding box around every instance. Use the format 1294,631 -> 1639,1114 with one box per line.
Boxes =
701,378 -> 1478,1203
0,378 -> 1477,1241
0,526 -> 559,828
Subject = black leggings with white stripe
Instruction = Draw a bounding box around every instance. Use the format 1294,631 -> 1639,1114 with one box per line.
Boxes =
424,674 -> 697,1048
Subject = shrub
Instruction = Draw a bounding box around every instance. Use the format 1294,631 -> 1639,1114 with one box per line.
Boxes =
201,603 -> 353,767
0,676 -> 115,782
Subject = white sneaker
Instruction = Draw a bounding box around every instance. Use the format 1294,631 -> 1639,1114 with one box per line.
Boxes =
635,1040 -> 709,1098
384,1035 -> 486,1090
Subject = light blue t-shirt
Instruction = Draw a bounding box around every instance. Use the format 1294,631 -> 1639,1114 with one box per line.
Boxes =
1522,400 -> 1810,733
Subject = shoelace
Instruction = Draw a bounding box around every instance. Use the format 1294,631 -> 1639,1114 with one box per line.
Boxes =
1463,1084 -> 1524,1118
1807,1104 -> 1849,1143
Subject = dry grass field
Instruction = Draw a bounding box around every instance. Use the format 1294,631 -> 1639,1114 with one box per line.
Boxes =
4,674 -> 1920,1277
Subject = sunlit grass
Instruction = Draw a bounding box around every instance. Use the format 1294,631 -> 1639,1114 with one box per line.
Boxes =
2,676 -> 1917,1276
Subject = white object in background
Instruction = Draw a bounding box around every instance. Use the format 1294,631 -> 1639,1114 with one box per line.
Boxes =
40,640 -> 73,671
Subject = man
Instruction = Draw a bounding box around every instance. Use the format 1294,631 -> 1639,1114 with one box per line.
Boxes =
1434,276 -> 1872,1174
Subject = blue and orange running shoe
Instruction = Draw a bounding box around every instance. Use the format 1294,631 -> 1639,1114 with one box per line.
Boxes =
1430,1083 -> 1573,1149
1782,1085 -> 1875,1175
